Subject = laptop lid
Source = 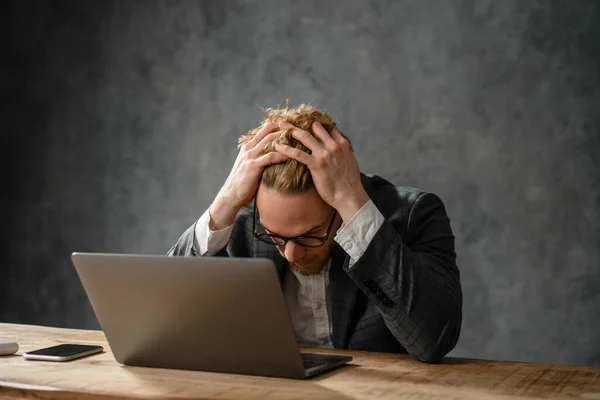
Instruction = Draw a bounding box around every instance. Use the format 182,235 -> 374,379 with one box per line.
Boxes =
72,253 -> 308,379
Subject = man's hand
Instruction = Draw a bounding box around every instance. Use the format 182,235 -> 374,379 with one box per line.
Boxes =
210,122 -> 287,230
275,121 -> 370,223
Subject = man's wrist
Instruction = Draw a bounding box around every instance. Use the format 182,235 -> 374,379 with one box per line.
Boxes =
209,196 -> 240,231
334,190 -> 370,224
334,199 -> 384,264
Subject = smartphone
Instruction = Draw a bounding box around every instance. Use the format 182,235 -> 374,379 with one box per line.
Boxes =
22,344 -> 103,361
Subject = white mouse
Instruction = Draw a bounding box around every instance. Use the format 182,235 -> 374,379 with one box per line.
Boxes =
0,340 -> 19,356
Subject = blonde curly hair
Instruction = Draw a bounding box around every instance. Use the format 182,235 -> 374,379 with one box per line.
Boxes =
239,103 -> 350,193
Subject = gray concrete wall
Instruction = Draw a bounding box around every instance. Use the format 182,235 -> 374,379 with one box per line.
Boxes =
3,0 -> 599,366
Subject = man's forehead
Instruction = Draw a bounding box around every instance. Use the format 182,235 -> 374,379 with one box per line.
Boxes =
256,186 -> 330,230
257,206 -> 327,233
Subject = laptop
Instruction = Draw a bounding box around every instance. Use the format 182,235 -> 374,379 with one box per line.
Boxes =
71,252 -> 352,379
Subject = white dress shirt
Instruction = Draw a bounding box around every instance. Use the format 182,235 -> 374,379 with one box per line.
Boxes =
195,200 -> 385,348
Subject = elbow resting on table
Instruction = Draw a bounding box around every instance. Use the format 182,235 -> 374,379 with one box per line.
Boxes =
414,307 -> 462,364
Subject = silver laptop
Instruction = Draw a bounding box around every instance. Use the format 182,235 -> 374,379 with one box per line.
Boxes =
71,252 -> 352,379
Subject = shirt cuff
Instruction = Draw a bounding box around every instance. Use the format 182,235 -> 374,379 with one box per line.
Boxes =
195,208 -> 234,256
334,200 -> 385,263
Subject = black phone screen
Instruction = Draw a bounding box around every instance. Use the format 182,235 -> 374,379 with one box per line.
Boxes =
27,344 -> 102,357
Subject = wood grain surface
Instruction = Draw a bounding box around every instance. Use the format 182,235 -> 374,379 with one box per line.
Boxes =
0,323 -> 598,399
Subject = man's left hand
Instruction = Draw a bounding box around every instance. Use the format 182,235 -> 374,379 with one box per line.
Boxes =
275,121 -> 370,223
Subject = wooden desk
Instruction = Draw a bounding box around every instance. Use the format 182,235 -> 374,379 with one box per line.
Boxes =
0,323 -> 598,399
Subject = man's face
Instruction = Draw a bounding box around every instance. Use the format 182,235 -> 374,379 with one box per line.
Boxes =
255,184 -> 341,275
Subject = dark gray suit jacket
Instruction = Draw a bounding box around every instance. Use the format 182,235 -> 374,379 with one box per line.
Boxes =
168,173 -> 462,363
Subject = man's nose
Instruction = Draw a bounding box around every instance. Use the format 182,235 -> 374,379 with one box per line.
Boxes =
283,241 -> 305,264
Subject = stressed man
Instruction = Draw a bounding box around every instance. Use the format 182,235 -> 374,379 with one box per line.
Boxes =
169,104 -> 462,363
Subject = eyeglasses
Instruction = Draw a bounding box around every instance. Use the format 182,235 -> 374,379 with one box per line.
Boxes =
252,201 -> 337,248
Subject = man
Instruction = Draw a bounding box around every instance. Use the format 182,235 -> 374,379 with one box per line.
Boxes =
169,104 -> 462,364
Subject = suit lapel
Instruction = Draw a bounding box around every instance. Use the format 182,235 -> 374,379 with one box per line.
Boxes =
253,235 -> 288,285
273,253 -> 288,285
330,243 -> 358,348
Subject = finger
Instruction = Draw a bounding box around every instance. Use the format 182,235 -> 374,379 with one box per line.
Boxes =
330,127 -> 345,142
247,122 -> 279,149
253,131 -> 282,154
279,121 -> 322,152
275,144 -> 313,166
255,151 -> 289,167
331,128 -> 353,151
312,121 -> 336,147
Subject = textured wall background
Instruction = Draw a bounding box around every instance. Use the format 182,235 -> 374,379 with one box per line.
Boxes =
3,0 -> 599,366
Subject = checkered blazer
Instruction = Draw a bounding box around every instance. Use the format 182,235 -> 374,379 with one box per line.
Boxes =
168,173 -> 462,363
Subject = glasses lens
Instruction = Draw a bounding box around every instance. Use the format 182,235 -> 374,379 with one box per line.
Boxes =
269,236 -> 286,246
295,237 -> 325,247
257,234 -> 286,246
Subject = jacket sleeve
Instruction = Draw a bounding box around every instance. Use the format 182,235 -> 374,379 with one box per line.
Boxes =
345,192 -> 462,363
167,220 -> 229,257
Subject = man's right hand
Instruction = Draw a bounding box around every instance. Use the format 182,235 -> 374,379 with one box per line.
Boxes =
208,122 -> 287,231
